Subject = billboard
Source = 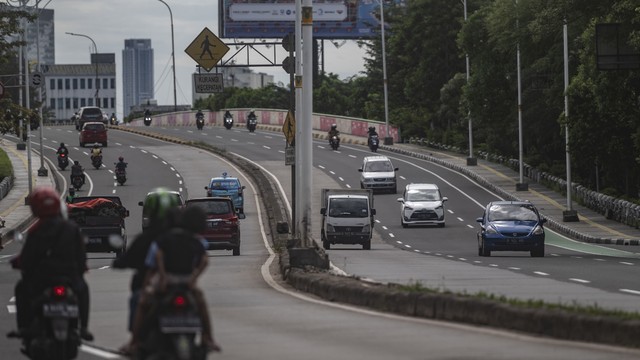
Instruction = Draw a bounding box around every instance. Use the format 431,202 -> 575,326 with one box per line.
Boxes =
218,0 -> 395,40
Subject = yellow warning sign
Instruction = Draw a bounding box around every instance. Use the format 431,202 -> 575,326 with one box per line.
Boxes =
282,111 -> 295,145
185,27 -> 229,72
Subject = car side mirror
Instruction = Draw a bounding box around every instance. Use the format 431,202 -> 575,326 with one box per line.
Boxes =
237,212 -> 246,220
442,197 -> 448,202
138,201 -> 144,206
371,209 -> 376,216
358,169 -> 363,172
320,208 -> 326,215
396,198 -> 404,202
394,168 -> 399,171
204,186 -> 209,190
476,217 -> 483,223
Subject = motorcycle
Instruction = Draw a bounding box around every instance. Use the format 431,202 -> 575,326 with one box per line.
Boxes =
247,117 -> 257,132
223,116 -> 233,130
91,155 -> 102,170
136,284 -> 208,360
196,115 -> 204,130
110,116 -> 117,126
57,154 -> 69,171
368,134 -> 379,152
143,116 -> 152,127
115,166 -> 126,186
330,135 -> 340,151
71,175 -> 83,191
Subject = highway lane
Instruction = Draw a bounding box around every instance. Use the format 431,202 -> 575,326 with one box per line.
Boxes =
134,124 -> 640,312
2,127 -> 640,359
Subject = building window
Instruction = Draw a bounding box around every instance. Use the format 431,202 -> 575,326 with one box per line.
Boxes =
88,78 -> 92,89
57,98 -> 63,110
50,98 -> 55,109
57,79 -> 62,89
110,78 -> 115,89
81,98 -> 86,107
102,78 -> 108,90
73,98 -> 78,109
73,79 -> 78,89
65,79 -> 70,90
88,98 -> 93,106
50,79 -> 55,90
80,78 -> 85,89
110,98 -> 115,108
65,98 -> 71,109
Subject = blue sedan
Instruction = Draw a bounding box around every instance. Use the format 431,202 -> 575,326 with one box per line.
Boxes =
476,201 -> 546,257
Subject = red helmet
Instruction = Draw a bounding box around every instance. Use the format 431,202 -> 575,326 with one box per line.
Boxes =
29,187 -> 62,218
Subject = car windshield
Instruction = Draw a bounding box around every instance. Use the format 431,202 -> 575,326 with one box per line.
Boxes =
364,161 -> 393,172
488,204 -> 538,222
406,189 -> 439,201
82,108 -> 102,116
209,180 -> 239,190
328,198 -> 369,218
188,201 -> 231,215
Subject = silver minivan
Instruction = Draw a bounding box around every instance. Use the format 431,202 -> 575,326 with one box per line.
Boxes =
359,155 -> 398,193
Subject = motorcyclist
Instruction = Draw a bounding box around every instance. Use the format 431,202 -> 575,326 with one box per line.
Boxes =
224,110 -> 232,119
247,109 -> 256,125
110,113 -> 117,124
144,109 -> 151,118
367,126 -> 378,146
328,124 -> 340,143
71,160 -> 85,185
113,188 -> 182,354
124,206 -> 220,354
56,142 -> 69,157
65,187 -> 76,204
115,156 -> 128,173
9,187 -> 93,341
196,109 -> 204,119
90,144 -> 102,161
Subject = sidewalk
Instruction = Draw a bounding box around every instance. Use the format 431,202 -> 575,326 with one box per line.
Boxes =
0,139 -> 56,249
329,132 -> 640,246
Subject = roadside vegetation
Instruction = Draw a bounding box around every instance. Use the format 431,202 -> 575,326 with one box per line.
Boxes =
0,148 -> 13,180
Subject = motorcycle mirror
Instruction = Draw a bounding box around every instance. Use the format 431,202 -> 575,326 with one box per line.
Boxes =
238,212 -> 246,220
108,234 -> 124,250
6,230 -> 24,243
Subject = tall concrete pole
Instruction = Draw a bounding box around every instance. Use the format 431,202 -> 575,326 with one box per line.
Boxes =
158,0 -> 177,112
294,0 -> 303,239
301,0 -> 313,245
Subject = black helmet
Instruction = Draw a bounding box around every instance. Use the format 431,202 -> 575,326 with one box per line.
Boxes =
74,160 -> 79,166
369,126 -> 375,131
68,187 -> 76,196
119,156 -> 124,162
93,144 -> 99,148
60,142 -> 65,147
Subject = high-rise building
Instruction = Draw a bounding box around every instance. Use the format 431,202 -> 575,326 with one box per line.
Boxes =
1,4 -> 55,66
122,39 -> 153,117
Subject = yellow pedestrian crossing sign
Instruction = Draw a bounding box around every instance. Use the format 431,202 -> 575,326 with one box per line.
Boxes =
185,27 -> 229,72
282,111 -> 295,146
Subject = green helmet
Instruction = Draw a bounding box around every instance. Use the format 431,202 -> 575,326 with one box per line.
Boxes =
143,187 -> 181,226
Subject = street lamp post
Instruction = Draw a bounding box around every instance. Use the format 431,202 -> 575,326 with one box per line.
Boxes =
65,32 -> 99,106
158,0 -> 178,112
378,0 -> 392,145
462,0 -> 476,166
36,0 -> 52,177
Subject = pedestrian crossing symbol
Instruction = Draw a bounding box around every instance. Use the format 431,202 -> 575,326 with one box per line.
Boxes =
185,27 -> 229,72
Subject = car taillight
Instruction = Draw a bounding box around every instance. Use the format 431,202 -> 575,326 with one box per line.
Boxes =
53,286 -> 66,298
173,295 -> 187,308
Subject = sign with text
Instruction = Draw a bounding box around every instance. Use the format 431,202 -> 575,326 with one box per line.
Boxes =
194,73 -> 224,93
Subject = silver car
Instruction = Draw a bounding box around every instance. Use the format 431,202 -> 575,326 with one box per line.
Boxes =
359,156 -> 398,193
397,183 -> 448,227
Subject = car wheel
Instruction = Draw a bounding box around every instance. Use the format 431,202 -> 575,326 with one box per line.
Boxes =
401,220 -> 408,228
481,244 -> 491,257
232,247 -> 240,256
362,240 -> 371,250
79,142 -> 84,147
531,248 -> 545,257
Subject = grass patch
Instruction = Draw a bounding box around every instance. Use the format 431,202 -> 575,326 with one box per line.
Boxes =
394,280 -> 640,320
0,148 -> 13,180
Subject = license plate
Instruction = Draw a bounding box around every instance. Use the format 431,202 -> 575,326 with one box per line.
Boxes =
159,315 -> 201,333
43,303 -> 79,318
507,238 -> 524,244
88,238 -> 102,244
208,221 -> 221,228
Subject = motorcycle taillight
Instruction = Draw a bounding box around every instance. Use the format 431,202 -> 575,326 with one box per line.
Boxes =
173,295 -> 187,308
60,154 -> 66,158
53,286 -> 66,298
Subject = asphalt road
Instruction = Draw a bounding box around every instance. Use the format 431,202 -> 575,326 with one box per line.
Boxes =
1,125 -> 640,359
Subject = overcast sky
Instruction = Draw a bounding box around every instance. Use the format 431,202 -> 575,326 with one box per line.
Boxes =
49,0 -> 370,117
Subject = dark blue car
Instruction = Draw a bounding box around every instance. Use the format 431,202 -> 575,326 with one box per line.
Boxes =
476,201 -> 546,257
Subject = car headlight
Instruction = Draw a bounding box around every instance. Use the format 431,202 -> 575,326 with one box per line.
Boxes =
532,225 -> 544,235
362,224 -> 370,233
485,225 -> 499,234
404,205 -> 414,211
327,224 -> 335,232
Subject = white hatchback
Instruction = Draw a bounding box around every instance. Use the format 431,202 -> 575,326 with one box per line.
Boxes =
397,183 -> 448,227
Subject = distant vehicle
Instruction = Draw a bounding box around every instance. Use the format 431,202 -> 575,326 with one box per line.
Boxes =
320,188 -> 375,250
138,190 -> 185,230
75,106 -> 105,130
68,196 -> 129,257
358,155 -> 398,194
79,122 -> 107,147
185,197 -> 245,256
397,183 -> 448,228
476,201 -> 546,257
205,172 -> 245,215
